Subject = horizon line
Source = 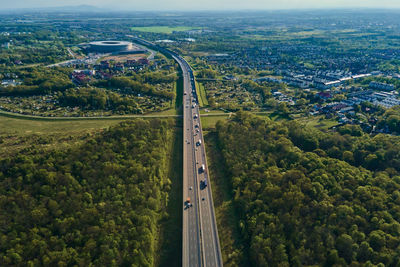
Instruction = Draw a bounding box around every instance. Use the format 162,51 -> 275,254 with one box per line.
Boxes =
1,6 -> 400,13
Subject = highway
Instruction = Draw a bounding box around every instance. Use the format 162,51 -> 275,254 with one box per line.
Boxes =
181,60 -> 202,267
132,37 -> 222,267
176,53 -> 223,267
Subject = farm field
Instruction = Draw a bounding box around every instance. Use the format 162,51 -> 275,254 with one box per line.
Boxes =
100,53 -> 148,63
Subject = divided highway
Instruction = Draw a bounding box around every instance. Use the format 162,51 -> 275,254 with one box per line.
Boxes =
179,58 -> 223,267
133,38 -> 222,267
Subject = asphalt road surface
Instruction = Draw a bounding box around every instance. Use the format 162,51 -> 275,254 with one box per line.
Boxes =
175,57 -> 222,267
131,37 -> 222,267
181,63 -> 202,267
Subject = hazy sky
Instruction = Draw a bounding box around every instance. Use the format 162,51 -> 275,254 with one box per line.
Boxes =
2,0 -> 400,10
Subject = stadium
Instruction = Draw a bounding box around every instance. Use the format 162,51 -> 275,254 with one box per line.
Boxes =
88,41 -> 134,53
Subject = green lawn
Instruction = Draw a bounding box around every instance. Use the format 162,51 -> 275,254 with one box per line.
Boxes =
131,26 -> 198,34
175,74 -> 183,112
0,115 -> 126,160
195,81 -> 204,107
201,115 -> 229,129
196,82 -> 209,107
299,115 -> 339,130
149,108 -> 179,116
200,108 -> 228,115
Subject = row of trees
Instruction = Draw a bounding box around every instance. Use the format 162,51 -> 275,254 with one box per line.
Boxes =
215,111 -> 400,266
0,119 -> 174,266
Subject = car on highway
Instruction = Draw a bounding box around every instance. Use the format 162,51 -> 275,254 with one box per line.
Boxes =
186,197 -> 193,208
184,92 -> 187,95
194,114 -> 198,119
189,186 -> 193,190
200,179 -> 208,189
199,164 -> 205,173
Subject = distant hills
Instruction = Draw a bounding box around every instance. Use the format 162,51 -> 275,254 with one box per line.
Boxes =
0,5 -> 108,13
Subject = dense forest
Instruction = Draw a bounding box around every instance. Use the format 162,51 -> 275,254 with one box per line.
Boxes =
99,77 -> 175,100
0,67 -> 74,96
58,87 -> 144,114
0,43 -> 69,65
215,112 -> 400,266
378,106 -> 400,134
0,119 -> 174,266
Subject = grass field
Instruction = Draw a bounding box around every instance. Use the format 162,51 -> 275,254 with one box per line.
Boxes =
100,53 -> 147,63
200,108 -> 229,115
150,108 -> 179,116
175,74 -> 184,112
201,115 -> 229,129
0,115 -> 124,135
196,82 -> 209,107
0,114 -> 127,160
195,81 -> 204,107
298,115 -> 339,130
131,26 -> 198,34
